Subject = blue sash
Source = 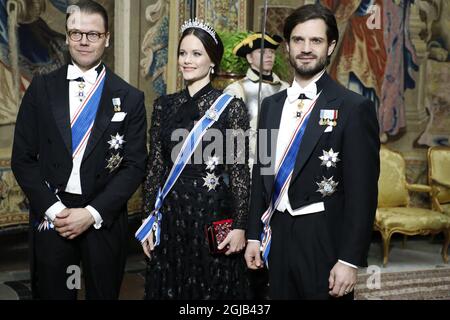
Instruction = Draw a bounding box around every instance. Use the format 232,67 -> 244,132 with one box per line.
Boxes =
260,93 -> 321,265
135,93 -> 234,245
71,67 -> 106,157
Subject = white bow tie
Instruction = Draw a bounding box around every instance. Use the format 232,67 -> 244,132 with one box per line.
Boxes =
67,64 -> 98,84
287,85 -> 317,103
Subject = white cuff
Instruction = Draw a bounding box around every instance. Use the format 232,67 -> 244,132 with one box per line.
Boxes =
45,201 -> 67,222
86,205 -> 103,229
247,239 -> 260,243
338,259 -> 358,269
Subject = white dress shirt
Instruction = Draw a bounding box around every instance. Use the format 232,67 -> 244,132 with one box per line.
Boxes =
45,62 -> 103,229
275,70 -> 324,214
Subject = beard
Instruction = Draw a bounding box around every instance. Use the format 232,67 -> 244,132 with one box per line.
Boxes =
289,53 -> 328,78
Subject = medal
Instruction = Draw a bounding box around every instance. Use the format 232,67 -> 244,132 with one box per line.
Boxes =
107,133 -> 126,150
112,98 -> 121,112
319,109 -> 338,126
316,176 -> 338,197
77,82 -> 85,102
295,93 -> 309,118
319,148 -> 340,168
106,153 -> 123,172
206,156 -> 220,171
203,172 -> 220,191
205,108 -> 219,121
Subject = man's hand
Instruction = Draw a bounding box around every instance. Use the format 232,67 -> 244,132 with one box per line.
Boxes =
328,261 -> 357,298
54,208 -> 95,240
244,241 -> 263,270
55,208 -> 71,220
217,229 -> 246,255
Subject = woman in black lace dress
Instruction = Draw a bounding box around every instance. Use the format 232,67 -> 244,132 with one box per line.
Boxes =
140,20 -> 250,299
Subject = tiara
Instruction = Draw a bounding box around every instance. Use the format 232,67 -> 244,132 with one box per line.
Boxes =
180,18 -> 218,44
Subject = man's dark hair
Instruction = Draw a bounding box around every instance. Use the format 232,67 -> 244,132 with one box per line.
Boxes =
283,4 -> 338,45
66,0 -> 109,32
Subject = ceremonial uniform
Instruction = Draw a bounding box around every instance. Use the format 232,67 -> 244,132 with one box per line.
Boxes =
225,68 -> 289,170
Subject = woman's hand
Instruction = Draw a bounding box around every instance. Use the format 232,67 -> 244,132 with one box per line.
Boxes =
142,231 -> 155,258
217,229 -> 246,255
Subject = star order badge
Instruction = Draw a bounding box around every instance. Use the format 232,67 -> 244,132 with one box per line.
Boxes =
319,148 -> 340,168
108,133 -> 126,150
203,172 -> 220,191
206,156 -> 220,171
316,176 -> 338,197
106,153 -> 123,172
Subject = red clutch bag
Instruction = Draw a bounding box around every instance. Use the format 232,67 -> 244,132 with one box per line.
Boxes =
205,218 -> 233,254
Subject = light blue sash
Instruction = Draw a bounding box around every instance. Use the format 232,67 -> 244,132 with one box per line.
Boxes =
71,67 -> 106,157
135,93 -> 234,245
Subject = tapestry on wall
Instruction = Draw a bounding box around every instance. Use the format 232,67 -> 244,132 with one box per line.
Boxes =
141,0 -> 169,97
417,59 -> 450,146
253,1 -> 308,83
0,155 -> 29,228
196,0 -> 246,31
0,0 -> 114,126
321,0 -> 418,137
416,0 -> 450,147
0,0 -> 66,125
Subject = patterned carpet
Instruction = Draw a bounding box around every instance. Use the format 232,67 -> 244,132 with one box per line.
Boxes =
355,268 -> 450,300
0,280 -> 32,300
3,268 -> 450,300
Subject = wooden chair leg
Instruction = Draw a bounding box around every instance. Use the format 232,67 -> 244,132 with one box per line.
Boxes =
382,232 -> 392,267
442,229 -> 449,264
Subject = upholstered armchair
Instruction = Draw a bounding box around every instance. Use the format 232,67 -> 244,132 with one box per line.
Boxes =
375,146 -> 450,266
428,147 -> 450,217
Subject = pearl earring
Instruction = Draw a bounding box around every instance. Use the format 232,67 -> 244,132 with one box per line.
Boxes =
210,66 -> 215,74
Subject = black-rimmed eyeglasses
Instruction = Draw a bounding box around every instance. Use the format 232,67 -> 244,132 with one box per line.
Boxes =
67,30 -> 107,42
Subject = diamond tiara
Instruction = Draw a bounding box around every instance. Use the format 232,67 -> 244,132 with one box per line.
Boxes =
180,18 -> 218,44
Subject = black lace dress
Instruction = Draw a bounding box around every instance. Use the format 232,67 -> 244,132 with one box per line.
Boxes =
143,83 -> 251,300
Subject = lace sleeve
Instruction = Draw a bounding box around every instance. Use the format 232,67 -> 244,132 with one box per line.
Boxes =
142,97 -> 166,217
226,98 -> 251,230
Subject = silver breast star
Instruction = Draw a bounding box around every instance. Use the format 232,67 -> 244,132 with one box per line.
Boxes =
106,153 -> 123,172
203,172 -> 220,191
107,133 -> 126,150
316,176 -> 339,197
319,148 -> 340,168
206,156 -> 220,171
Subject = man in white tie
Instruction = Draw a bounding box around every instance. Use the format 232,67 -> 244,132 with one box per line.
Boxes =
244,4 -> 380,300
11,0 -> 147,299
